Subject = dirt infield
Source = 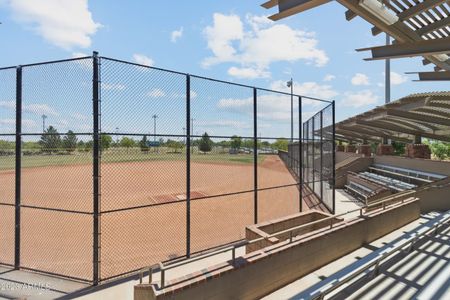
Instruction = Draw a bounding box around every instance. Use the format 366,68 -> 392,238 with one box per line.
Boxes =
0,155 -> 304,281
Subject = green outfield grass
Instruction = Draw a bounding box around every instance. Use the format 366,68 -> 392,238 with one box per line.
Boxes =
0,147 -> 267,170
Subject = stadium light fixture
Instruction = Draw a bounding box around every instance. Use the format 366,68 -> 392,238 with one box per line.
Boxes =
359,0 -> 399,25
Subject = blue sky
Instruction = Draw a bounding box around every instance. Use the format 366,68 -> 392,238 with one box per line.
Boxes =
0,0 -> 447,140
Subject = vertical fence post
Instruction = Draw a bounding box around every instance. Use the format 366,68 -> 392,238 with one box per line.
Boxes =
14,66 -> 22,270
312,117 -> 315,194
320,110 -> 323,204
298,96 -> 302,212
332,101 -> 336,214
305,122 -> 309,188
253,88 -> 258,224
186,74 -> 191,258
92,51 -> 101,285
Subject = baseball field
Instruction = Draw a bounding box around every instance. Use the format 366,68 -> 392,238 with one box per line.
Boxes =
0,149 -> 301,280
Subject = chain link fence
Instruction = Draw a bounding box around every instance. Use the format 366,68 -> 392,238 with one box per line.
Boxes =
0,53 -> 334,284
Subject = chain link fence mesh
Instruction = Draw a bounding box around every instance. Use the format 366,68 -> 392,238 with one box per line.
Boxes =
0,55 -> 334,283
0,67 -> 16,266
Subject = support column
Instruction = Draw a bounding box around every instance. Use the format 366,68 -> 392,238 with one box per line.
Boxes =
92,51 -> 101,285
14,66 -> 22,270
186,74 -> 191,258
253,88 -> 258,224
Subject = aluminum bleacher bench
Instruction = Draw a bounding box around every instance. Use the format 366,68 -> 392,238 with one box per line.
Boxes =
371,164 -> 446,183
292,210 -> 450,300
344,181 -> 373,201
359,171 -> 416,192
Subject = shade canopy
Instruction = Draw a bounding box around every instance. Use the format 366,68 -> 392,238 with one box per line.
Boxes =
262,0 -> 450,81
326,92 -> 450,143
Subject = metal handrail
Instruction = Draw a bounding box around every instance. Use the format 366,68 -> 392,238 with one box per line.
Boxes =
305,212 -> 450,300
138,190 -> 418,289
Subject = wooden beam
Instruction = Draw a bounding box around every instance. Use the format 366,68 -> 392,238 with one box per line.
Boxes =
397,0 -> 448,21
416,71 -> 450,81
261,0 -> 279,9
415,16 -> 450,36
345,9 -> 356,21
269,0 -> 331,20
357,37 -> 450,60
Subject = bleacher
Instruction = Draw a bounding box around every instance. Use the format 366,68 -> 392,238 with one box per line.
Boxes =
344,164 -> 446,204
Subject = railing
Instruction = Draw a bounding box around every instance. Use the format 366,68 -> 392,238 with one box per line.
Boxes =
298,209 -> 450,300
138,190 -> 418,288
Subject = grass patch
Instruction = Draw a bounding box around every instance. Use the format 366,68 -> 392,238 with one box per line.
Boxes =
0,148 -> 267,171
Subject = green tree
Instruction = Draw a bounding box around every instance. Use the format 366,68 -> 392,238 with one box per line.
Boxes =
198,132 -> 212,153
430,142 -> 448,160
101,134 -> 113,151
272,138 -> 289,151
39,126 -> 61,154
392,141 -> 405,156
140,135 -> 150,153
166,139 -> 184,153
62,130 -> 78,153
85,140 -> 93,152
120,137 -> 135,153
230,135 -> 242,150
77,140 -> 85,152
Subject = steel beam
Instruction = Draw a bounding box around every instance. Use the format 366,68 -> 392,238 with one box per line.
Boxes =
356,120 -> 450,142
357,37 -> 450,61
386,109 -> 450,126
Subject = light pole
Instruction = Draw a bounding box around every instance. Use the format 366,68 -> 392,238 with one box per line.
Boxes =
286,79 -> 293,143
182,127 -> 186,145
115,127 -> 119,144
152,114 -> 158,142
41,114 -> 47,133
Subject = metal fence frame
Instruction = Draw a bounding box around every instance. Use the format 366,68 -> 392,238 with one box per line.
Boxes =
0,52 -> 335,284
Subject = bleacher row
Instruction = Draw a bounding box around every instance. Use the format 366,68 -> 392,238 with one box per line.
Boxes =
345,164 -> 446,204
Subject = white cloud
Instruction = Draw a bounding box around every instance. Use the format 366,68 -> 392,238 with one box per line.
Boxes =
203,13 -> 328,78
147,88 -> 165,98
133,54 -> 154,66
199,120 -> 251,129
351,73 -> 370,86
216,81 -> 333,122
24,103 -> 58,116
227,66 -> 270,79
171,27 -> 184,43
7,0 -> 101,50
0,118 -> 35,129
72,112 -> 89,121
341,90 -> 378,108
323,74 -> 336,82
204,13 -> 244,65
0,101 -> 15,110
1,101 -> 58,116
72,52 -> 89,58
389,71 -> 408,85
270,80 -> 338,101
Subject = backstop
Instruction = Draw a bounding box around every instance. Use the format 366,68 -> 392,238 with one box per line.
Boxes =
0,52 -> 335,284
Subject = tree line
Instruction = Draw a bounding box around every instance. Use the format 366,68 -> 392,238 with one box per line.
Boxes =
0,126 -> 292,155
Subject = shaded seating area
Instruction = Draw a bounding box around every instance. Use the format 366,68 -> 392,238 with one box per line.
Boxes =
369,164 -> 446,185
344,164 -> 446,205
